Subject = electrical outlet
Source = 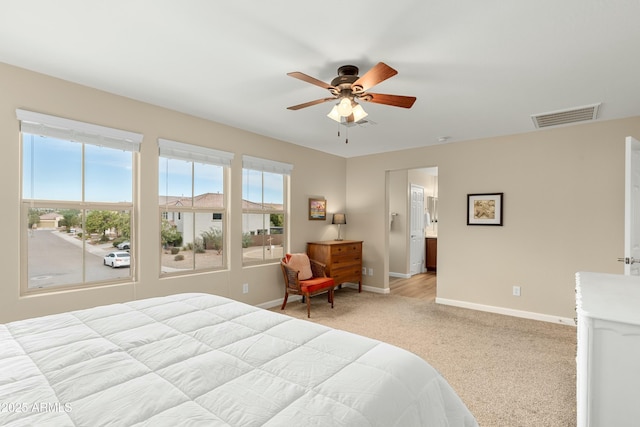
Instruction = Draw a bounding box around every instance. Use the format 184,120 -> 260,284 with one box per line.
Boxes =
368,268 -> 373,276
513,286 -> 521,297
243,283 -> 249,294
362,267 -> 367,275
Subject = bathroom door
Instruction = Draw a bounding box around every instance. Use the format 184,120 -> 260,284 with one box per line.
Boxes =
410,184 -> 425,275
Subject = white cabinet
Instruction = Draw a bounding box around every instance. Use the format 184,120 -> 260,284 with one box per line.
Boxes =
576,272 -> 640,427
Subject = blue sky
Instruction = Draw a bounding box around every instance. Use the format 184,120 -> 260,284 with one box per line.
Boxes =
23,134 -> 132,202
23,134 -> 283,204
159,157 -> 224,200
242,169 -> 284,205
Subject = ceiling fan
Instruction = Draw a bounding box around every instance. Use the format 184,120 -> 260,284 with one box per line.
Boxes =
286,62 -> 416,124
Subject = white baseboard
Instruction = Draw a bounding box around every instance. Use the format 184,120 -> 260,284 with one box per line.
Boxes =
389,272 -> 411,279
258,295 -> 301,310
435,297 -> 576,326
257,284 -> 389,310
342,282 -> 390,294
261,293 -> 573,325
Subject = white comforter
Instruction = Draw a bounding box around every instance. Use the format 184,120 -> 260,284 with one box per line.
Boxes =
0,293 -> 477,426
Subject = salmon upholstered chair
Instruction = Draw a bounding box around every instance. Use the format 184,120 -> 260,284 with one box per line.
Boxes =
281,253 -> 335,318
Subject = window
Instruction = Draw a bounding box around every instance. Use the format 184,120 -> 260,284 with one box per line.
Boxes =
159,139 -> 232,275
18,109 -> 142,293
242,155 -> 291,264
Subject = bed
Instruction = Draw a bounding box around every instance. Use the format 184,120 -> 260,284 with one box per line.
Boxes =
0,293 -> 477,426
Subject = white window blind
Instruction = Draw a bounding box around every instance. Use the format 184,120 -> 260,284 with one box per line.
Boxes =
158,138 -> 234,167
16,109 -> 143,152
242,155 -> 293,175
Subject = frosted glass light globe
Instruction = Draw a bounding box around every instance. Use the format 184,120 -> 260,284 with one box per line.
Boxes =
337,98 -> 353,116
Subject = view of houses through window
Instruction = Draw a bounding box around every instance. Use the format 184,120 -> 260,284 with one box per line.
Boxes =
26,206 -> 132,288
19,109 -> 140,292
242,156 -> 291,264
158,139 -> 231,275
19,111 -> 291,293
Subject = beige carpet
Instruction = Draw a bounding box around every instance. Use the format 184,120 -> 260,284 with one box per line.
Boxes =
273,288 -> 577,427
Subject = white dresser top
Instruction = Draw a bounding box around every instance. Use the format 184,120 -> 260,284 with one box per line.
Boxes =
576,272 -> 640,326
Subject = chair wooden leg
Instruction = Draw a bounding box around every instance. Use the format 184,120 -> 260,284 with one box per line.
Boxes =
330,289 -> 334,308
281,292 -> 289,310
306,292 -> 311,318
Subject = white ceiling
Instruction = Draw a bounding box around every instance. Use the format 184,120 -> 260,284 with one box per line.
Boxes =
2,1 -> 640,158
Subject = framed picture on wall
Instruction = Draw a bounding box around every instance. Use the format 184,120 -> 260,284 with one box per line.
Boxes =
467,193 -> 503,226
309,198 -> 327,220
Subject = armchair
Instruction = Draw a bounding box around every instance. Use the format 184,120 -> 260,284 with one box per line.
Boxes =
281,253 -> 335,318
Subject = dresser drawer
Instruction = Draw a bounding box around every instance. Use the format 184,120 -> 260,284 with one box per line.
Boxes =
331,252 -> 362,266
331,242 -> 362,256
331,265 -> 362,285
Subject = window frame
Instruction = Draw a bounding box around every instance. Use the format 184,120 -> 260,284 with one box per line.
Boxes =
241,155 -> 292,266
158,138 -> 232,277
17,110 -> 141,295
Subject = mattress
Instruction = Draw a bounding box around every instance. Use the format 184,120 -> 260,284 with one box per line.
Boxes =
0,293 -> 477,426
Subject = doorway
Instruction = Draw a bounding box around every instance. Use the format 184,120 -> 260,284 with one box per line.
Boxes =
387,167 -> 438,299
623,136 -> 640,275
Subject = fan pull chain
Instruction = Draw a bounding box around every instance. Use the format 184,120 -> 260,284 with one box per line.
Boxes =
336,124 -> 348,143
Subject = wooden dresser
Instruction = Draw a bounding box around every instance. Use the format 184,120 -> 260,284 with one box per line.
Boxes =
307,240 -> 363,292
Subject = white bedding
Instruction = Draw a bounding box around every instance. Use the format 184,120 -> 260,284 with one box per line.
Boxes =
0,293 -> 477,426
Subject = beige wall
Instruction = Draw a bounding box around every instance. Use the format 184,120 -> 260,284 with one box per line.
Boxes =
0,62 -> 346,322
348,117 -> 640,321
388,170 -> 408,275
3,60 -> 639,324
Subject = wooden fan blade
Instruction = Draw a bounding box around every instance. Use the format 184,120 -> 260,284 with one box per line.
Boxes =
361,93 -> 417,109
352,62 -> 398,93
287,72 -> 334,90
287,97 -> 336,110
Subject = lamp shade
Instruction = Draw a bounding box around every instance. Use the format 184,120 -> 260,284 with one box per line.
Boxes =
332,213 -> 346,225
337,98 -> 353,116
351,104 -> 368,122
327,101 -> 367,124
327,105 -> 341,122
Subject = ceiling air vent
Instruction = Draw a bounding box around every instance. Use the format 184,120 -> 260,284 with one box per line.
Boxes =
531,103 -> 601,129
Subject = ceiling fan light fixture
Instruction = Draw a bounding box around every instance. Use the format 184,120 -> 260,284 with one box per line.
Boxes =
351,103 -> 368,122
327,105 -> 341,122
288,62 -> 416,126
328,102 -> 368,123
337,97 -> 353,116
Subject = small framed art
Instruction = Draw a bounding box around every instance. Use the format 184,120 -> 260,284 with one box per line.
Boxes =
467,193 -> 503,226
309,198 -> 327,220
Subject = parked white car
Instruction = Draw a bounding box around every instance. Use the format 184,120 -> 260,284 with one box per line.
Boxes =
103,251 -> 130,268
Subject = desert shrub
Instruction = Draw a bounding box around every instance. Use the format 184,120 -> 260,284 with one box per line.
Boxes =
201,228 -> 223,254
171,247 -> 180,255
193,238 -> 206,254
161,219 -> 182,247
174,254 -> 184,261
242,232 -> 252,248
